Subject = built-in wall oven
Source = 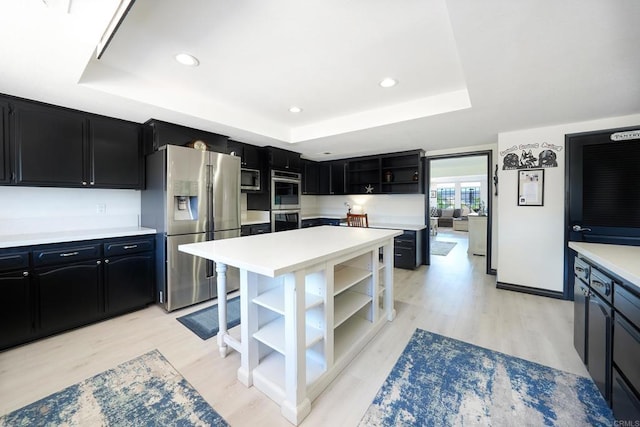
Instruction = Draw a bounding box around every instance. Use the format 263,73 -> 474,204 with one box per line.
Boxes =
271,170 -> 301,232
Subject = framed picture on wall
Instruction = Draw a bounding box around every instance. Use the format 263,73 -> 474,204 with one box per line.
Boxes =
430,190 -> 436,198
517,169 -> 544,206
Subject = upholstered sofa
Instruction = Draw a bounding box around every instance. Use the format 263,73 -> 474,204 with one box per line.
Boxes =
432,206 -> 472,229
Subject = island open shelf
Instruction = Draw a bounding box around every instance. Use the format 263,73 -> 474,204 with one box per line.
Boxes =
179,226 -> 401,425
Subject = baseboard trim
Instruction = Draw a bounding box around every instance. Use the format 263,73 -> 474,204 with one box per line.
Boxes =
496,282 -> 565,300
488,268 -> 497,276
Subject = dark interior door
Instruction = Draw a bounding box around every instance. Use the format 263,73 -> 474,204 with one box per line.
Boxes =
565,126 -> 640,298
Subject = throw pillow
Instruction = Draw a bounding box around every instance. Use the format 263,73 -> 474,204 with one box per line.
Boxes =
430,207 -> 438,217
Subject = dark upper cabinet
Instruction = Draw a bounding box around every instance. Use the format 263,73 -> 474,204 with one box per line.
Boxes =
11,99 -> 143,189
329,160 -> 347,195
227,140 -> 262,169
0,101 -> 9,184
302,159 -> 320,194
144,119 -> 227,154
90,117 -> 142,189
347,156 -> 381,194
302,160 -> 332,195
380,151 -> 423,194
318,162 -> 330,194
345,150 -> 423,195
268,146 -> 301,172
13,101 -> 86,187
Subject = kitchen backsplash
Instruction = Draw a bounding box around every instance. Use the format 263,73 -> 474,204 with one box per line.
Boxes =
0,187 -> 142,234
302,194 -> 425,225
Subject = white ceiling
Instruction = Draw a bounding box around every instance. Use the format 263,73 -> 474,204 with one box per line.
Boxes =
1,0 -> 639,160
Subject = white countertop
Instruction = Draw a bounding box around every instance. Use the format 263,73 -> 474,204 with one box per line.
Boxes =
569,241 -> 640,287
301,214 -> 344,221
179,225 -> 402,277
0,226 -> 157,248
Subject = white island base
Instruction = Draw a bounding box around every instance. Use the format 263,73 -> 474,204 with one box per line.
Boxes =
179,226 -> 401,425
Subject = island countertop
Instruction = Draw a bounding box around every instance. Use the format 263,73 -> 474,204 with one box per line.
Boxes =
569,241 -> 640,287
179,225 -> 402,277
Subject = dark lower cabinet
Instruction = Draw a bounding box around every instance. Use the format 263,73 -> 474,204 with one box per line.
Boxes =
0,235 -> 155,351
587,292 -> 612,402
573,279 -> 589,363
613,369 -> 640,422
241,223 -> 271,236
0,270 -> 32,350
104,253 -> 154,316
35,261 -> 102,336
572,252 -> 640,422
394,230 -> 422,269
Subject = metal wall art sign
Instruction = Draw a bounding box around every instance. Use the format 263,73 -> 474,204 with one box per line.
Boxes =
500,142 -> 562,170
611,130 -> 640,141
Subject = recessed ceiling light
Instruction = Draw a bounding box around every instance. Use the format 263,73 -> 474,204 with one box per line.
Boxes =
379,78 -> 398,88
289,106 -> 302,113
175,53 -> 199,67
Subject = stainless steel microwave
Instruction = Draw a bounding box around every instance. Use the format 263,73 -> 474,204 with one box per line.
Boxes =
241,168 -> 260,191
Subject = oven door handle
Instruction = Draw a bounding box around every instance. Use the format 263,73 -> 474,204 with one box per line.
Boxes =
272,177 -> 300,184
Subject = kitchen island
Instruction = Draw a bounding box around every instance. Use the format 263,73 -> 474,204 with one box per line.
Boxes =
179,225 -> 402,425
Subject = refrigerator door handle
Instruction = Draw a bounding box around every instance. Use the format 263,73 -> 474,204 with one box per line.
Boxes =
206,164 -> 214,231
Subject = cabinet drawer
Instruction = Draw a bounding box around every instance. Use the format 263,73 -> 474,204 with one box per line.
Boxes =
615,284 -> 640,329
33,244 -> 100,267
0,251 -> 29,272
614,314 -> 640,395
104,238 -> 154,257
590,268 -> 613,303
394,231 -> 416,247
394,246 -> 416,269
574,256 -> 590,284
250,223 -> 271,235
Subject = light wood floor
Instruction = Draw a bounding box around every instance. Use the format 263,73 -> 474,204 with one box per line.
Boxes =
0,230 -> 586,426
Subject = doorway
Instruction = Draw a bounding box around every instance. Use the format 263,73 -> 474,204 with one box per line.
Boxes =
423,151 -> 493,274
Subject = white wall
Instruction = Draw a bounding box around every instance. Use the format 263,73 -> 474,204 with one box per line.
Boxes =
497,113 -> 640,292
302,194 -> 425,225
0,187 -> 141,234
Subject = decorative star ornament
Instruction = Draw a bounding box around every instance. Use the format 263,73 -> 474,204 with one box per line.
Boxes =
365,184 -> 374,194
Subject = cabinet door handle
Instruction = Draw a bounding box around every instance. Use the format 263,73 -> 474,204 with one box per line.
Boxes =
60,251 -> 79,257
23,271 -> 29,277
395,253 -> 403,257
97,260 -> 101,265
105,259 -> 110,264
82,181 -> 87,186
123,245 -> 138,250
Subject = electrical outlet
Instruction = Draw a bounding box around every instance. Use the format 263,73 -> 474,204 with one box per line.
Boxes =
96,203 -> 106,214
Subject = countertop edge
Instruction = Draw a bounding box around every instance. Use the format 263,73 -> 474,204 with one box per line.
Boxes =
569,241 -> 640,287
0,227 -> 157,248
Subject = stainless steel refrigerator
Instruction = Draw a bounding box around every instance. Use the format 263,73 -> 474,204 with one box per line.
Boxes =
141,145 -> 241,311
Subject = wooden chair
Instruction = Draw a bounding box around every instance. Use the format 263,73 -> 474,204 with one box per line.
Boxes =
346,213 -> 369,228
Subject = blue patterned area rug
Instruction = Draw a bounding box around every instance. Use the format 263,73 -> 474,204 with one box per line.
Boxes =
177,296 -> 241,340
359,329 -> 614,426
0,350 -> 228,426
